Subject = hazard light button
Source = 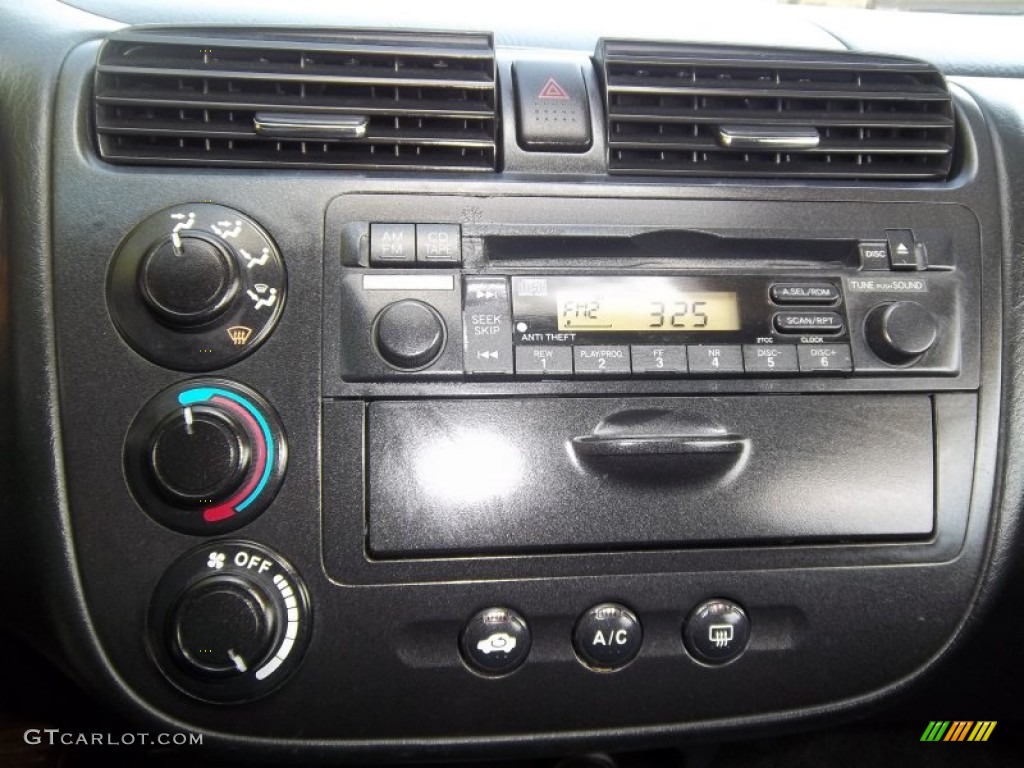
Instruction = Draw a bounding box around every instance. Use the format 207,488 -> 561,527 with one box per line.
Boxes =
513,61 -> 592,152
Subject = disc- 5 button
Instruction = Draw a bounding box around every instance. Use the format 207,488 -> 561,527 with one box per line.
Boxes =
460,607 -> 531,676
573,602 -> 642,671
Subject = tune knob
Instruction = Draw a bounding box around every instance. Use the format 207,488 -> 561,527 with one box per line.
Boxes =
138,232 -> 240,327
865,301 -> 938,365
150,541 -> 311,702
125,379 -> 287,535
373,299 -> 447,370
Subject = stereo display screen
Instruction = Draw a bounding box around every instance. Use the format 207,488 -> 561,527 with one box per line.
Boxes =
555,283 -> 740,332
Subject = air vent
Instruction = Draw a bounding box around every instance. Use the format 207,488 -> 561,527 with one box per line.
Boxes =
95,28 -> 498,172
597,41 -> 955,180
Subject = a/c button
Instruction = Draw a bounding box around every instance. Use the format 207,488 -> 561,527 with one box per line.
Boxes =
573,602 -> 642,671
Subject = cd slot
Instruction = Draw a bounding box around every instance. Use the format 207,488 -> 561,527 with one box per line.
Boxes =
482,228 -> 858,269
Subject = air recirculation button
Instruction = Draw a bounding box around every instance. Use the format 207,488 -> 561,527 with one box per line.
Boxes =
124,378 -> 287,535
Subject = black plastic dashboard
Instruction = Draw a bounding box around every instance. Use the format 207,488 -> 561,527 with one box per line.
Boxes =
3,0 -> 1024,764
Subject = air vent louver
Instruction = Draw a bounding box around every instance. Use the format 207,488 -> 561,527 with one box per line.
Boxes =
597,41 -> 955,180
95,29 -> 498,171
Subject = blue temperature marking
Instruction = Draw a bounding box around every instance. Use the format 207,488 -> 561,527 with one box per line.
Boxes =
177,387 -> 274,510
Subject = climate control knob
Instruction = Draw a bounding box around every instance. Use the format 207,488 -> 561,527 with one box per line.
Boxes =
107,203 -> 286,371
865,301 -> 938,365
125,379 -> 287,535
138,232 -> 240,328
147,405 -> 252,507
150,541 -> 311,702
373,299 -> 446,370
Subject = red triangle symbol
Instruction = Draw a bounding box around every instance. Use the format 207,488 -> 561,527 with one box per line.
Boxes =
538,77 -> 570,100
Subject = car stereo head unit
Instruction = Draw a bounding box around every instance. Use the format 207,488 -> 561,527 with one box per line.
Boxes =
336,235 -> 961,384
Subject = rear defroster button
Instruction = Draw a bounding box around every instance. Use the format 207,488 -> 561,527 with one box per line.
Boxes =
683,599 -> 750,665
460,607 -> 532,676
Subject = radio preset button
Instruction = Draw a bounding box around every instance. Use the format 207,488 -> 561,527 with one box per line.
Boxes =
688,345 -> 744,374
769,284 -> 840,305
797,344 -> 853,373
774,312 -> 844,335
415,224 -> 461,265
464,278 -> 513,375
516,346 -> 573,375
369,223 -> 416,265
742,345 -> 798,374
574,346 -> 631,375
631,345 -> 688,374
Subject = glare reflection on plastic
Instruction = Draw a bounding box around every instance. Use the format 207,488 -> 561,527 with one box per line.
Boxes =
415,430 -> 523,504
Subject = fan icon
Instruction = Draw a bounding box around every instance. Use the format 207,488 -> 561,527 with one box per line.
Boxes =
207,552 -> 226,570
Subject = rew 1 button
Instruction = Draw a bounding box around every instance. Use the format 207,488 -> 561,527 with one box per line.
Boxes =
573,603 -> 642,671
460,607 -> 531,676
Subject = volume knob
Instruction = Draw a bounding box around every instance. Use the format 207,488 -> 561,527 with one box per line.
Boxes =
865,301 -> 938,364
373,300 -> 446,370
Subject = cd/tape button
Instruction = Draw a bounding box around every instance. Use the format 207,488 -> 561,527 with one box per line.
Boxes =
574,346 -> 631,375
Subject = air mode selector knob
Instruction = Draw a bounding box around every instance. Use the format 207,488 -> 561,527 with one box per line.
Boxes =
865,301 -> 938,365
139,233 -> 240,327
373,299 -> 446,370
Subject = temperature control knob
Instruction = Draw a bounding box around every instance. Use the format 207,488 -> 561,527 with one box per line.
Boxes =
107,203 -> 286,371
125,379 -> 287,535
865,301 -> 938,365
150,541 -> 311,702
373,299 -> 447,370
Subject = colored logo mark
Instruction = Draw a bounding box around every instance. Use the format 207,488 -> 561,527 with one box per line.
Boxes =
920,721 -> 996,742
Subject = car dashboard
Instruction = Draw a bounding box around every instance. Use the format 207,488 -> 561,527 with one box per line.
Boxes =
2,0 -> 1024,764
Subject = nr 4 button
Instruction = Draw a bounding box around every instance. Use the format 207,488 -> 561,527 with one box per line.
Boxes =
573,603 -> 642,671
460,607 -> 531,675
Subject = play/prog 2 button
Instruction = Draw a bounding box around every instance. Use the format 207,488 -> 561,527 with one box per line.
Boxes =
460,607 -> 532,675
